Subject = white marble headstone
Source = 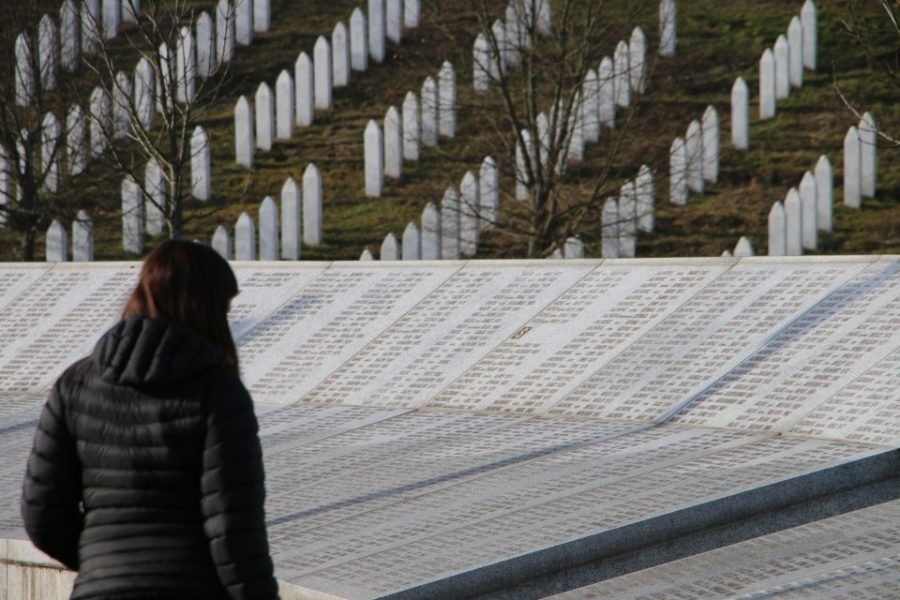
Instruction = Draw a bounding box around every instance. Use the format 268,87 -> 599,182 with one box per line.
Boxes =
235,212 -> 256,260
359,248 -> 373,261
759,49 -> 775,119
859,112 -> 877,198
72,210 -> 93,261
275,70 -> 294,140
364,120 -> 384,197
314,36 -> 333,110
843,126 -> 860,208
490,19 -> 506,78
659,0 -> 676,57
211,224 -> 231,260
613,40 -> 630,108
784,187 -> 803,256
669,136 -> 687,205
113,71 -> 132,140
350,8 -> 369,72
814,155 -> 832,233
196,12 -> 216,80
89,86 -> 110,157
121,175 -> 143,254
216,0 -> 236,63
567,93 -> 584,164
685,120 -> 704,194
536,112 -> 550,169
66,105 -> 87,177
294,52 -> 314,126
46,220 -> 67,262
479,156 -> 498,228
768,201 -> 786,256
82,0 -> 100,56
564,237 -> 584,259
38,15 -> 58,92
15,33 -> 35,107
421,76 -> 438,147
255,82 -> 274,151
636,164 -> 655,233
280,177 -> 301,260
144,158 -> 166,236
368,0 -> 386,63
459,170 -> 480,256
60,1 -> 80,73
583,69 -> 600,144
234,95 -> 254,168
235,0 -> 253,46
191,125 -> 211,201
601,197 -> 619,258
441,186 -> 460,259
701,105 -> 719,183
40,112 -> 61,193
332,22 -> 350,87
598,57 -> 616,129
156,43 -> 173,114
380,232 -> 399,260
386,0 -> 403,44
384,107 -> 403,179
134,57 -> 155,131
731,77 -> 749,149
176,26 -> 196,103
629,26 -> 646,93
402,222 -> 420,260
302,163 -> 322,246
254,0 -> 270,33
438,61 -> 456,138
515,129 -> 533,201
404,0 -> 420,27
801,0 -> 817,70
473,33 -> 490,93
402,91 -> 420,161
788,17 -> 803,89
799,170 -> 817,250
421,202 -> 441,259
102,0 -> 120,40
618,180 -> 637,258
774,35 -> 789,99
733,236 -> 753,257
259,196 -> 279,260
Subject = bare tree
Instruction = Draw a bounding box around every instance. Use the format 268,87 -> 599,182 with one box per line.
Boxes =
0,3 -> 70,260
82,0 -> 239,245
451,0 -> 656,257
835,0 -> 900,147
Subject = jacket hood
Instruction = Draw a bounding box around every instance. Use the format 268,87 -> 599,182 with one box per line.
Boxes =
93,316 -> 226,388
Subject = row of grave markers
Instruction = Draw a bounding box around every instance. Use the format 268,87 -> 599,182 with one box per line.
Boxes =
367,157 -> 500,260
7,0 -> 276,216
234,0 -> 422,168
208,165 -> 323,261
364,61 -> 456,196
14,0 -> 143,106
715,1 -> 822,256
764,110 -> 878,257
758,1 -> 817,120
14,0 -> 270,107
44,211 -> 94,262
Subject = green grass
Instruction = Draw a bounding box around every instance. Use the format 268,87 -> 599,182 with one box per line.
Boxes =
1,0 -> 897,260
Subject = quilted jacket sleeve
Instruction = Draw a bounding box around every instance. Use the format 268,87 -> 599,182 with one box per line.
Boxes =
21,382 -> 84,570
201,373 -> 279,600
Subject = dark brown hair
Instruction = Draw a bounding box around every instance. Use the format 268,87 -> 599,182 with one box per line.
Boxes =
122,240 -> 240,372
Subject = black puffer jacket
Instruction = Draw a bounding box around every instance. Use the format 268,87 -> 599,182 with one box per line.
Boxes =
22,316 -> 280,600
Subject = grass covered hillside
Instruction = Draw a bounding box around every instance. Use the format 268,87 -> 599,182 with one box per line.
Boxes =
0,0 -> 897,260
